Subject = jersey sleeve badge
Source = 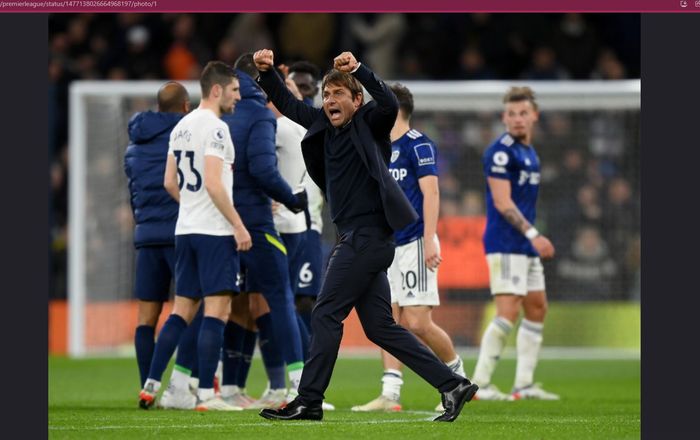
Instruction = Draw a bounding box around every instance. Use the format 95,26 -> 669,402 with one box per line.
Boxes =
413,143 -> 436,166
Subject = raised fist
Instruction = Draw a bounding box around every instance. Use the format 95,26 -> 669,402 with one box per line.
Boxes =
253,49 -> 274,72
333,51 -> 359,73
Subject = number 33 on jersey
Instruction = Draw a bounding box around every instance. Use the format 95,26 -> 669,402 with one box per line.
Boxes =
168,108 -> 236,236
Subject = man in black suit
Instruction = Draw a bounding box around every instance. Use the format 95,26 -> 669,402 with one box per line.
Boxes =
254,49 -> 478,422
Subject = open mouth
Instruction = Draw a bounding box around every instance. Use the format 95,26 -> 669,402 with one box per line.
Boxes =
328,109 -> 342,121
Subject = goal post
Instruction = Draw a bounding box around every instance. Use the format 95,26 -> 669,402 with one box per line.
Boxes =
67,79 -> 640,357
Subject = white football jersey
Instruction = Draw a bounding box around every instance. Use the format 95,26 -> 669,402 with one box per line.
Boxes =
273,116 -> 308,234
168,108 -> 235,236
305,174 -> 324,234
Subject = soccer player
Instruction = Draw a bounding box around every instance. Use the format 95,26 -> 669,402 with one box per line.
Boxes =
269,67 -> 312,353
220,53 -> 308,410
124,81 -> 205,409
352,83 -> 466,413
287,61 -> 325,345
472,86 -> 559,401
287,60 -> 320,107
254,49 -> 478,422
138,61 -> 252,411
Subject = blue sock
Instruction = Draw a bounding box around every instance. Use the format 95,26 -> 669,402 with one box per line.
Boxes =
222,320 -> 246,386
256,313 -> 286,389
175,307 -> 202,372
236,327 -> 258,388
147,314 -> 187,382
135,325 -> 155,388
197,317 -> 226,390
296,312 -> 310,362
299,309 -> 312,338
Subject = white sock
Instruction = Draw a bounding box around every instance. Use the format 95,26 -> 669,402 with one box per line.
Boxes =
220,385 -> 241,399
143,378 -> 161,393
288,368 -> 303,391
381,369 -> 403,401
514,318 -> 544,389
198,387 -> 215,402
473,317 -> 513,385
169,367 -> 191,392
447,356 -> 466,378
188,377 -> 199,392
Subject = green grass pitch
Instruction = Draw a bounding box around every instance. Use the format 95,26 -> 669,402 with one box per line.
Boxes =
49,356 -> 639,439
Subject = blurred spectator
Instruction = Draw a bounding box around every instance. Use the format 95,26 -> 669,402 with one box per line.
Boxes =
452,45 -> 496,79
522,46 -> 570,80
164,14 -> 211,80
557,226 -> 618,298
124,25 -> 160,78
591,48 -> 627,80
278,14 -> 336,70
225,13 -> 274,62
602,177 -> 639,261
216,39 -> 238,66
348,14 -> 406,78
553,14 -> 601,79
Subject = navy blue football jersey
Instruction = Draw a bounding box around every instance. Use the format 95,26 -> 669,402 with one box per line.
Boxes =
483,133 -> 541,256
389,129 -> 439,245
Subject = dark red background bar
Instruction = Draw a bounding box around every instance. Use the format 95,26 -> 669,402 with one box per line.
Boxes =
3,0 -> 700,13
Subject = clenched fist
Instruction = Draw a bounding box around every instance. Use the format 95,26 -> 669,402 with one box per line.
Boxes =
333,51 -> 359,73
253,49 -> 274,72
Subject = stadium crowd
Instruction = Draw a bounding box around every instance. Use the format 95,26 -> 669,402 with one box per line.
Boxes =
49,13 -> 640,301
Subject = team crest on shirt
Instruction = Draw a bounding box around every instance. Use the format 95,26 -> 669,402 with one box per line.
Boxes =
391,150 -> 400,163
525,158 -> 531,166
512,276 -> 520,285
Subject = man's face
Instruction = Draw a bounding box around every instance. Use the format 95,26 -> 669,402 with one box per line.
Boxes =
323,83 -> 361,127
219,78 -> 241,114
289,71 -> 318,100
502,100 -> 538,142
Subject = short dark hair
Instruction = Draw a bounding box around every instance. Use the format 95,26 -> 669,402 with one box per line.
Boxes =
289,60 -> 320,81
503,86 -> 538,111
200,61 -> 237,98
321,69 -> 364,104
157,81 -> 189,113
390,83 -> 414,119
233,52 -> 259,81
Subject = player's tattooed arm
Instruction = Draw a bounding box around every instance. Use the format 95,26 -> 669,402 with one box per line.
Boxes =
488,176 -> 532,234
502,207 -> 531,234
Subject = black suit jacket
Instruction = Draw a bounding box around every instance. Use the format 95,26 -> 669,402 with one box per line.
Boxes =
258,63 -> 419,232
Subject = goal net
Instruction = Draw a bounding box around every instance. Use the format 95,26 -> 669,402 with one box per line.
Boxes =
68,79 -> 640,357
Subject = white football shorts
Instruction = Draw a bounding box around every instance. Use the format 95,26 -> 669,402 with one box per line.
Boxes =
486,253 -> 546,296
388,237 -> 440,307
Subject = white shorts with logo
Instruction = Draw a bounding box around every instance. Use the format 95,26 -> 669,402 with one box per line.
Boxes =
388,237 -> 440,307
486,253 -> 546,296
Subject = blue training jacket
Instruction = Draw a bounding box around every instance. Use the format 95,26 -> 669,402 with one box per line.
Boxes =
124,111 -> 182,248
222,71 -> 297,230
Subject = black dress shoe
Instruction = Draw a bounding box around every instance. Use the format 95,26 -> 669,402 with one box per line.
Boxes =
434,379 -> 479,422
259,398 -> 323,421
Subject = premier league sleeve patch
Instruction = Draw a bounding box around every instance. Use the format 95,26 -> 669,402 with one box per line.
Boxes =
489,150 -> 509,174
207,127 -> 228,152
413,143 -> 436,166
